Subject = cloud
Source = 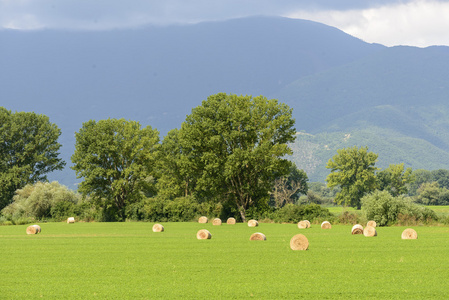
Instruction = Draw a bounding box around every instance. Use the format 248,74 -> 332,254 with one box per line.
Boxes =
286,0 -> 449,47
0,0 -> 446,47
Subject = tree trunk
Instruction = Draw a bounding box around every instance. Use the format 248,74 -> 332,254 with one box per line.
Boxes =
237,204 -> 246,222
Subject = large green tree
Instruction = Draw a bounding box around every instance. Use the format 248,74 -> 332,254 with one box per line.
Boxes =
71,118 -> 159,220
326,146 -> 378,209
0,107 -> 65,210
178,93 -> 296,221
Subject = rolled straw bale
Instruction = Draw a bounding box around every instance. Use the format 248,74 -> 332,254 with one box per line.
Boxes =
67,217 -> 75,223
363,225 -> 377,237
351,224 -> 364,235
304,220 -> 311,228
248,220 -> 259,227
321,221 -> 331,229
290,234 -> 309,250
401,228 -> 418,239
198,216 -> 208,224
212,218 -> 222,226
152,224 -> 164,232
196,229 -> 211,240
297,221 -> 308,229
250,232 -> 266,241
26,225 -> 41,235
226,217 -> 236,225
367,220 -> 377,228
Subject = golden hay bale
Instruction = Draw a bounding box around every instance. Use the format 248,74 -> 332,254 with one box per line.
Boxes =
26,225 -> 41,235
152,224 -> 164,232
67,217 -> 75,224
363,225 -> 377,237
321,221 -> 331,229
297,221 -> 308,229
250,232 -> 266,241
367,220 -> 377,228
226,217 -> 236,225
401,228 -> 418,239
290,234 -> 309,250
198,216 -> 208,224
351,224 -> 364,235
196,229 -> 211,240
212,218 -> 222,226
304,220 -> 311,228
248,220 -> 259,227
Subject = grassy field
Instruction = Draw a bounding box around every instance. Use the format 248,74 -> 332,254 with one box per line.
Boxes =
1,222 -> 448,299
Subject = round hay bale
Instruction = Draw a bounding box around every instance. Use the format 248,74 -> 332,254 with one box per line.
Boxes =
249,232 -> 266,241
226,217 -> 236,225
304,220 -> 311,228
248,220 -> 258,227
26,225 -> 41,235
67,217 -> 75,224
297,221 -> 308,229
196,229 -> 211,240
367,220 -> 377,228
401,228 -> 418,239
290,234 -> 309,250
321,221 -> 331,229
212,218 -> 222,226
152,224 -> 164,232
198,216 -> 208,224
351,224 -> 364,235
363,225 -> 377,237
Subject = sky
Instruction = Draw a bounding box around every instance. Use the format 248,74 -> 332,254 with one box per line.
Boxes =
1,0 -> 448,47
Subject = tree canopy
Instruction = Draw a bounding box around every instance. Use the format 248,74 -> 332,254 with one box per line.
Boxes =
377,163 -> 414,196
326,146 -> 378,209
0,107 -> 65,210
71,118 -> 159,220
176,93 -> 296,221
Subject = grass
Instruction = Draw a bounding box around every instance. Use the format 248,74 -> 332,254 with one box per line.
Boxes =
1,222 -> 448,299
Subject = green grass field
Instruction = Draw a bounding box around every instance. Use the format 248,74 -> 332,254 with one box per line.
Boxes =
1,222 -> 448,299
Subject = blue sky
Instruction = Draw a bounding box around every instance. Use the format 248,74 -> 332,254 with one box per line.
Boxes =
1,0 -> 448,47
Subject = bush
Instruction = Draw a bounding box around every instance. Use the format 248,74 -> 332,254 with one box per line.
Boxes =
130,196 -> 223,222
362,190 -> 438,226
270,203 -> 333,223
1,181 -> 81,222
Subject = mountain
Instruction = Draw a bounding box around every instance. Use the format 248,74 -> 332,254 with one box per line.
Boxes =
277,46 -> 449,181
0,16 -> 384,187
2,16 -> 449,186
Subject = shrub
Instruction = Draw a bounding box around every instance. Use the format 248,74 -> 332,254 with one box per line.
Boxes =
271,203 -> 333,223
362,190 -> 438,226
1,181 -> 81,221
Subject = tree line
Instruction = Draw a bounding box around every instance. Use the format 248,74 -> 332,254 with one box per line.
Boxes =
1,94 -> 448,224
1,94 -> 309,222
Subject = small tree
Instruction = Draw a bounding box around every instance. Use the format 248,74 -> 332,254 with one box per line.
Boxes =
271,164 -> 308,207
377,163 -> 414,196
326,146 -> 378,209
71,118 -> 159,220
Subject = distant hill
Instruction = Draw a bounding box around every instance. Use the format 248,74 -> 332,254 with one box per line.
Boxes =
3,16 -> 449,186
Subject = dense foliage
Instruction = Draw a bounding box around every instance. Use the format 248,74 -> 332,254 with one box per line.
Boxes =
0,107 -> 65,210
71,119 -> 159,220
326,146 -> 378,209
173,93 -> 296,221
361,190 -> 437,226
1,182 -> 81,222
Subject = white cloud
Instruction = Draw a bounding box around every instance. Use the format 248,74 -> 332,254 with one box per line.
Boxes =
285,0 -> 449,47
